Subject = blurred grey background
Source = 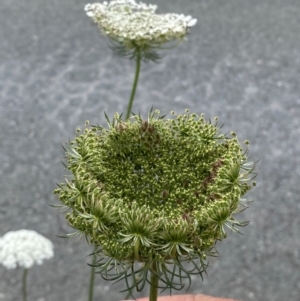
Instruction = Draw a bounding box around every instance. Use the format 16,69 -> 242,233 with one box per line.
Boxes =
0,0 -> 300,300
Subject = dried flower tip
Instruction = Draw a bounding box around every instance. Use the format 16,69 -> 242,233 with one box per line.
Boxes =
161,190 -> 169,199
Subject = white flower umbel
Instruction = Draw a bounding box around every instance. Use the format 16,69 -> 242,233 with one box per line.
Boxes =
85,0 -> 197,60
0,230 -> 54,301
84,1 -> 197,120
0,229 -> 54,269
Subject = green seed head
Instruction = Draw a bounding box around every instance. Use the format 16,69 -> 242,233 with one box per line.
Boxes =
54,110 -> 255,293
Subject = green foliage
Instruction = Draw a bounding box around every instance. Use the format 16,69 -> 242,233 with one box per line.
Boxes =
54,110 -> 255,295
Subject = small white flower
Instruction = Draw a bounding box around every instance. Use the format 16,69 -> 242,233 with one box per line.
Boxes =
0,230 -> 54,269
84,0 -> 197,51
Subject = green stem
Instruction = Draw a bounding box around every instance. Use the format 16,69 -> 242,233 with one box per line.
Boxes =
88,247 -> 97,301
22,268 -> 28,301
123,239 -> 141,300
125,51 -> 141,120
134,238 -> 141,262
149,261 -> 159,301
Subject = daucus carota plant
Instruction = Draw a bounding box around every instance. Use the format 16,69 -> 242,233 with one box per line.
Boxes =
54,109 -> 256,301
85,0 -> 197,119
0,230 -> 54,301
53,1 -> 256,301
85,0 -> 197,61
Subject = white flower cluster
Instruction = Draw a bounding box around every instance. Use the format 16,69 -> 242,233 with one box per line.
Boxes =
0,230 -> 54,269
85,0 -> 197,49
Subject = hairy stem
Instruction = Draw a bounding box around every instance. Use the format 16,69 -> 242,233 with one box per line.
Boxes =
88,247 -> 97,301
22,268 -> 28,301
149,261 -> 159,301
126,51 -> 141,120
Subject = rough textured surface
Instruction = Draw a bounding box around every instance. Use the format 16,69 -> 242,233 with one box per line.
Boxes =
0,0 -> 299,301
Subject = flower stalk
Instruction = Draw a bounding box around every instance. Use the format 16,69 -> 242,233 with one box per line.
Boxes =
126,49 -> 141,119
88,247 -> 98,301
22,269 -> 28,301
149,262 -> 159,301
